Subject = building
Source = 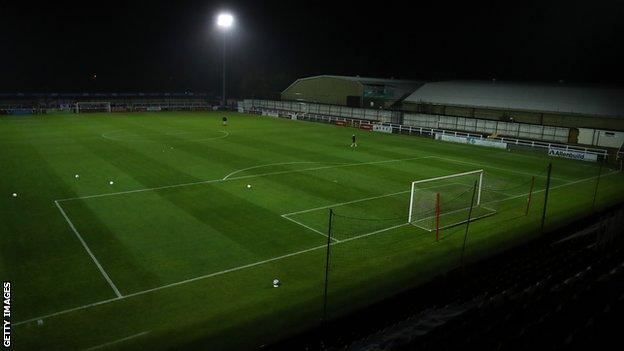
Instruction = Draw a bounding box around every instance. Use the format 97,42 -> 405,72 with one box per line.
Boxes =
278,77 -> 624,147
402,81 -> 624,131
281,75 -> 424,108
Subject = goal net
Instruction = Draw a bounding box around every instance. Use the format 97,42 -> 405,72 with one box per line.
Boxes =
75,102 -> 111,113
408,170 -> 497,233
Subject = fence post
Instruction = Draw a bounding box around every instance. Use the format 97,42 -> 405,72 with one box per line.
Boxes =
460,180 -> 479,267
540,163 -> 553,233
592,159 -> 604,209
435,193 -> 441,242
525,176 -> 536,216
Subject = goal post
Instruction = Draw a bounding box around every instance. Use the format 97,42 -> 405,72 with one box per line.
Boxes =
75,102 -> 112,114
408,170 -> 496,232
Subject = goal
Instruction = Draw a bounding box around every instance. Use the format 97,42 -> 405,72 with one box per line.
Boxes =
75,102 -> 111,113
408,170 -> 497,236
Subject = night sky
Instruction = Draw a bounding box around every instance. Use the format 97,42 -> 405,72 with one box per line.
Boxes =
1,0 -> 623,97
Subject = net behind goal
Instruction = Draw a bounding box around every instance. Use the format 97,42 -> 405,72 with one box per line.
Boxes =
408,170 -> 497,233
75,102 -> 112,113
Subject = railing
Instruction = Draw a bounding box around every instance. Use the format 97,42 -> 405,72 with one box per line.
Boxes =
246,106 -> 610,158
1,101 -> 215,115
241,99 -> 577,144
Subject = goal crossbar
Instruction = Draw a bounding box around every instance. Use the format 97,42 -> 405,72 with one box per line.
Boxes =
75,101 -> 112,113
408,169 -> 484,224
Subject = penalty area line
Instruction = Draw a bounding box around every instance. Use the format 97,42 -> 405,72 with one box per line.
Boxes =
222,161 -> 348,180
431,156 -> 569,182
54,201 -> 122,298
55,155 -> 435,202
281,214 -> 340,242
14,220 -> 410,327
20,166 -> 616,328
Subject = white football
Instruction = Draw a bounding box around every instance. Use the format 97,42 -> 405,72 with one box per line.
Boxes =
247,184 -> 251,188
109,181 -> 114,185
75,174 -> 80,178
12,193 -> 17,198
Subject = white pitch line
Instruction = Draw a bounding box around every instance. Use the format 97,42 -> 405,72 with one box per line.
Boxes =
14,296 -> 122,327
57,178 -> 224,202
281,182 -> 465,217
189,130 -> 230,142
56,155 -> 434,202
84,331 -> 150,351
14,219 -> 405,327
222,161 -> 346,180
101,129 -> 229,143
281,214 -> 340,242
282,190 -> 410,216
54,201 -> 122,298
487,170 -> 619,204
431,156 -> 569,181
411,222 -> 432,232
16,168 -> 618,328
339,223 -> 411,243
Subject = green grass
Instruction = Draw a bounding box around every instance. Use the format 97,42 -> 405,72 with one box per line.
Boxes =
1,111 -> 623,350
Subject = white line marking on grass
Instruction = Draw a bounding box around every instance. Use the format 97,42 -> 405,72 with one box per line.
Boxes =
486,171 -> 619,204
431,156 -> 568,181
18,166 -> 617,328
101,130 -> 229,143
281,182 -> 464,217
222,161 -> 346,180
14,220 -> 408,327
282,190 -> 410,216
189,130 -> 229,142
57,178 -> 224,202
14,297 -> 122,327
54,201 -> 122,298
408,204 -> 497,232
56,156 -> 434,202
340,223 -> 411,243
84,331 -> 150,351
281,214 -> 340,242
412,222 -> 432,232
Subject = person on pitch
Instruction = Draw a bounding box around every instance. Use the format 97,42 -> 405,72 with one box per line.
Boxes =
350,133 -> 357,148
222,116 -> 228,126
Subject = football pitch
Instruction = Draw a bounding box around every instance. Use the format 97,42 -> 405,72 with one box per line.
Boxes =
2,112 -> 623,350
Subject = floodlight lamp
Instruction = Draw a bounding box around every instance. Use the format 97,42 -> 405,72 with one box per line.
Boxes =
217,13 -> 234,29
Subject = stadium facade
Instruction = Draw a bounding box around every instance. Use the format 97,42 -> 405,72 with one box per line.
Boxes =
402,81 -> 623,130
280,75 -> 425,109
279,77 -> 624,149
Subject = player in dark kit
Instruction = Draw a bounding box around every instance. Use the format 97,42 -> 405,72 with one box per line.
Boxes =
222,116 -> 228,126
350,134 -> 357,148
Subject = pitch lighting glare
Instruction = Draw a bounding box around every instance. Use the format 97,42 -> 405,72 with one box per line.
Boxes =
216,13 -> 234,28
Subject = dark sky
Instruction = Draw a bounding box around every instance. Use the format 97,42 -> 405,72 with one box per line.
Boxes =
1,0 -> 623,97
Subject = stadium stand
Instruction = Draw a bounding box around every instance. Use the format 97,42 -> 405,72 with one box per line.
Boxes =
0,92 -> 218,114
240,99 -> 612,161
266,204 -> 624,350
335,206 -> 624,351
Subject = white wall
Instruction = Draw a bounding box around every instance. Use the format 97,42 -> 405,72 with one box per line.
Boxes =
578,128 -> 624,148
243,99 -> 572,143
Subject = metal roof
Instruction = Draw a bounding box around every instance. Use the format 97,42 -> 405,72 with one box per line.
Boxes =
283,75 -> 425,97
405,81 -> 624,118
312,75 -> 423,87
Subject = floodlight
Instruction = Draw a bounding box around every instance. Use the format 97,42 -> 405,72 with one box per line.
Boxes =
217,13 -> 234,29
